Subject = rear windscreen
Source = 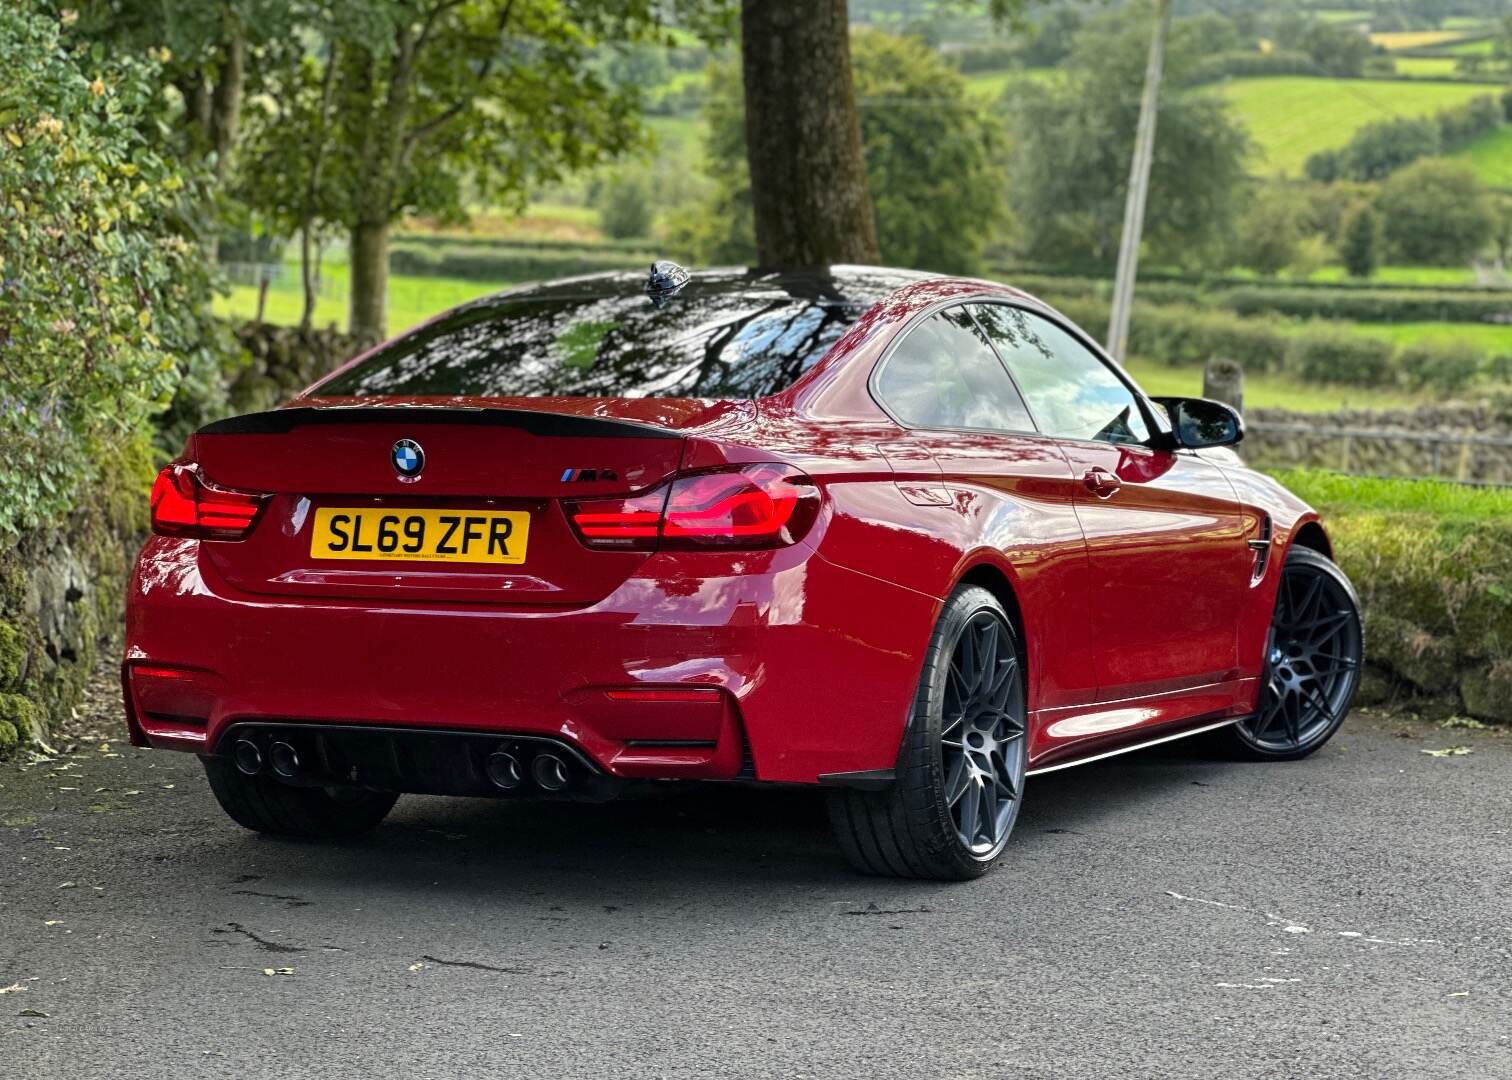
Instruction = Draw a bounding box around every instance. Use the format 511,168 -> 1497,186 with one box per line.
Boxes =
315,278 -> 870,400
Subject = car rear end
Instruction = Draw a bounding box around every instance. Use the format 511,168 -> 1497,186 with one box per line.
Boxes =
122,269 -> 934,801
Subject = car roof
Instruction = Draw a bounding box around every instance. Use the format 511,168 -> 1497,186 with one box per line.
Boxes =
448,264 -> 946,312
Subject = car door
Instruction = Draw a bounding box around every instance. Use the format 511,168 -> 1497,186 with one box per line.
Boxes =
969,303 -> 1254,717
871,304 -> 1097,714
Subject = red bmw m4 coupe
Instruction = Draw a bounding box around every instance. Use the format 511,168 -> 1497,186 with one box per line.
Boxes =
124,265 -> 1363,879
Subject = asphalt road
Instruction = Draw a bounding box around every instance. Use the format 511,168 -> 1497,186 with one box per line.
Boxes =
2,695 -> 1509,1080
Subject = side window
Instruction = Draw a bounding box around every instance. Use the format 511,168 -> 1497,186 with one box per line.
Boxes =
970,305 -> 1152,446
875,307 -> 1035,433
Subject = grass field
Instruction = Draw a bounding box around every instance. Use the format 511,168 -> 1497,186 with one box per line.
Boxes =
1443,37 -> 1497,56
1314,9 -> 1371,23
961,67 -> 1058,101
1214,77 -> 1501,176
1122,358 -> 1422,411
1273,467 -> 1512,519
1451,125 -> 1512,187
1391,56 -> 1462,77
1369,30 -> 1472,51
216,264 -> 508,335
1347,320 -> 1512,352
1302,264 -> 1488,287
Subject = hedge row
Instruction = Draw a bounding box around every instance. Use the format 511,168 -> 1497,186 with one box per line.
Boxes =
1048,298 -> 1508,392
1187,50 -> 1323,83
1013,273 -> 1512,325
391,231 -> 660,257
1223,286 -> 1512,324
1275,470 -> 1512,723
388,243 -> 650,283
995,261 -> 1512,295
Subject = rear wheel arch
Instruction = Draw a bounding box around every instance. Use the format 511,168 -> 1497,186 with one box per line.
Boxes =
955,561 -> 1027,687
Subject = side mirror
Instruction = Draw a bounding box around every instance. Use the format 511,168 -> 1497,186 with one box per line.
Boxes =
1151,397 -> 1243,450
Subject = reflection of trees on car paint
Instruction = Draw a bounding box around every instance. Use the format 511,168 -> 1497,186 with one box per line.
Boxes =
316,270 -> 907,401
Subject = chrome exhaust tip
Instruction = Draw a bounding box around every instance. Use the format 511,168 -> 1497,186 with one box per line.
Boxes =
531,753 -> 570,792
268,740 -> 301,779
485,750 -> 524,791
233,738 -> 263,776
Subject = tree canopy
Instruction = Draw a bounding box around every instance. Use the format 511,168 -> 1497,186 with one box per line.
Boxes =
1004,7 -> 1251,268
0,7 -> 225,532
679,27 -> 1007,275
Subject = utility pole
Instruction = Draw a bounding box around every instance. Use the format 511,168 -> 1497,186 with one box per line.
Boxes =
1106,0 -> 1173,362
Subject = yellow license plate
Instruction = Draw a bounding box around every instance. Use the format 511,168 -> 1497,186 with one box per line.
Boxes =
310,508 -> 530,565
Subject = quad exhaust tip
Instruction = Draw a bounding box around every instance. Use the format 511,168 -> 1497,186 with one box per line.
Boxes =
268,740 -> 301,779
485,751 -> 523,791
531,753 -> 570,792
233,738 -> 263,776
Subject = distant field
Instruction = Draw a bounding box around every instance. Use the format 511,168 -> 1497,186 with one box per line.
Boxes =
1452,126 -> 1512,187
1123,358 -> 1422,411
1443,37 -> 1496,55
1369,30 -> 1471,51
1391,56 -> 1461,77
961,67 -> 1058,101
1303,264 -> 1488,287
1214,77 -> 1497,176
1314,9 -> 1370,23
1347,320 -> 1512,353
217,265 -> 507,337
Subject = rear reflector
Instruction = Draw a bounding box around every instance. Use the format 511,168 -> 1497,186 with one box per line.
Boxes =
567,464 -> 818,551
151,463 -> 268,540
125,662 -> 218,727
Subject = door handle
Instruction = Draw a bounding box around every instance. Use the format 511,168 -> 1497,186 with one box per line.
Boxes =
1083,468 -> 1122,499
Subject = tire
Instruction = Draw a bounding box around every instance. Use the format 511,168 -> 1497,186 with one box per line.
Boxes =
828,585 -> 1028,880
1221,545 -> 1363,761
201,756 -> 398,839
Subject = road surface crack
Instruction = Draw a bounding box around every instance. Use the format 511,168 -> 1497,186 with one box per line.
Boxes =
212,922 -> 307,954
419,954 -> 561,976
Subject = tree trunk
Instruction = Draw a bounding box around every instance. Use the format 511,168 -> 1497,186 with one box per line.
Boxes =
299,222 -> 317,333
209,31 -> 246,181
741,0 -> 878,269
348,220 -> 389,344
300,43 -> 340,335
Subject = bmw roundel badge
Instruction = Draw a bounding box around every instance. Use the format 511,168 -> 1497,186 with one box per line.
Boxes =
392,438 -> 425,481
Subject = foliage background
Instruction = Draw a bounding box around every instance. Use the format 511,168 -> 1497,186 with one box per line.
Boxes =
0,8 -> 232,538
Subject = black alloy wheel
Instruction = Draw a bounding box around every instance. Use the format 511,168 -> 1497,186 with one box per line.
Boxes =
829,585 -> 1028,879
1231,546 -> 1362,760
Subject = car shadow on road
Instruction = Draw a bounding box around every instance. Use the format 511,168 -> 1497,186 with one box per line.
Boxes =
177,740 -> 1250,905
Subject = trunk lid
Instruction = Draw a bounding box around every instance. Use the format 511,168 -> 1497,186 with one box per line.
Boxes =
188,400 -> 744,606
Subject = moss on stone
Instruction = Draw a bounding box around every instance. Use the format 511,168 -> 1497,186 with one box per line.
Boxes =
1460,661 -> 1512,724
0,692 -> 42,742
0,719 -> 17,754
0,621 -> 22,690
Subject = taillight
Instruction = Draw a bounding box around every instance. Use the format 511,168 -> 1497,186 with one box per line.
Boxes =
150,463 -> 268,540
567,464 -> 819,551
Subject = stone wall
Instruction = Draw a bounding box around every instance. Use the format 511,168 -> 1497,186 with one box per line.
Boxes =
0,323 -> 357,759
227,324 -> 366,416
0,476 -> 144,755
1243,404 -> 1512,484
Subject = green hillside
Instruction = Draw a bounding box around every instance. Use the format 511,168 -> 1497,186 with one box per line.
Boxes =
1452,126 -> 1512,188
1215,76 -> 1498,176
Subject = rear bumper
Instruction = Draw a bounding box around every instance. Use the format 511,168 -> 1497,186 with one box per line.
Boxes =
123,536 -> 939,784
